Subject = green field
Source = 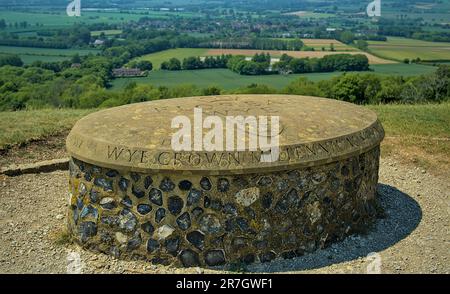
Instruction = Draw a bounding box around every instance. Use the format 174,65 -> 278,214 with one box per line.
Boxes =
91,30 -> 123,37
368,37 -> 450,62
0,10 -> 202,32
132,48 -> 209,69
0,46 -> 99,64
111,64 -> 437,90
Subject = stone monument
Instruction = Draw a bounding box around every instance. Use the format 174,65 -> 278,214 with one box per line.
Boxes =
66,95 -> 384,267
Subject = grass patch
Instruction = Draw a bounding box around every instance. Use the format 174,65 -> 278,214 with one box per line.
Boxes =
0,108 -> 94,150
0,46 -> 99,64
91,29 -> 123,37
53,229 -> 73,246
367,102 -> 450,174
368,37 -> 450,62
132,48 -> 209,69
110,64 -> 436,90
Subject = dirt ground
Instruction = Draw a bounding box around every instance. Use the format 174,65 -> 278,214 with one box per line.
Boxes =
0,141 -> 448,274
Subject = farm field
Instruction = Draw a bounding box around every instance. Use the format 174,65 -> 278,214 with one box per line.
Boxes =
110,64 -> 436,90
284,11 -> 335,18
0,46 -> 99,64
0,10 -> 201,32
132,47 -> 395,69
206,49 -> 395,64
91,30 -> 123,37
132,48 -> 210,69
368,37 -> 450,61
301,39 -> 357,51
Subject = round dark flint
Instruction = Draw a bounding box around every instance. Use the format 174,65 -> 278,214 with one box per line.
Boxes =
118,177 -> 129,192
149,188 -> 163,206
186,231 -> 205,250
144,176 -> 153,189
165,237 -> 180,256
141,221 -> 155,234
200,177 -> 212,191
118,209 -> 138,233
137,204 -> 152,215
160,177 -> 175,192
259,251 -> 276,263
155,208 -> 166,223
187,189 -> 202,206
130,172 -> 140,182
176,212 -> 191,230
127,232 -> 142,251
121,196 -> 133,208
78,221 -> 97,242
261,192 -> 273,210
191,207 -> 204,219
204,250 -> 226,266
178,180 -> 192,191
94,178 -> 113,192
132,186 -> 145,198
217,178 -> 230,192
179,250 -> 201,267
147,238 -> 160,253
106,169 -> 119,178
204,196 -> 211,208
168,196 -> 184,215
89,189 -> 100,203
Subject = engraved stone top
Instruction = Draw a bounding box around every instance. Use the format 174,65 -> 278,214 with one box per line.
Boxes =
66,95 -> 384,175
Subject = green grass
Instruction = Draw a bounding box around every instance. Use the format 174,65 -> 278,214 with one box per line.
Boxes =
367,102 -> 450,173
91,29 -> 123,37
367,103 -> 450,138
111,64 -> 437,90
0,45 -> 99,64
0,10 -> 202,32
0,46 -> 98,56
368,37 -> 450,62
132,48 -> 210,69
0,109 -> 94,150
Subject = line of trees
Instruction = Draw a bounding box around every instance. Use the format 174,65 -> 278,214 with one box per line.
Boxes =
274,53 -> 370,74
160,53 -> 370,75
202,38 -> 304,51
161,55 -> 232,71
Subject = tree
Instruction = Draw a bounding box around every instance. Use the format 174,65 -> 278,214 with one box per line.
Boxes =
0,19 -> 6,30
0,55 -> 23,67
136,60 -> 153,71
162,58 -> 181,71
339,31 -> 355,45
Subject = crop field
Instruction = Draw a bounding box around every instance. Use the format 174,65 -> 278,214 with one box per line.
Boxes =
110,64 -> 436,90
0,10 -> 201,32
132,48 -> 210,69
206,49 -> 395,64
91,30 -> 123,37
368,37 -> 450,62
301,39 -> 357,51
0,46 -> 99,64
284,11 -> 335,19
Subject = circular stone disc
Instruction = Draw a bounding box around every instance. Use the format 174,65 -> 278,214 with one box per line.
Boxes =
66,95 -> 384,175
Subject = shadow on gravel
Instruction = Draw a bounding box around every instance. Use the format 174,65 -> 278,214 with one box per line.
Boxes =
243,183 -> 422,273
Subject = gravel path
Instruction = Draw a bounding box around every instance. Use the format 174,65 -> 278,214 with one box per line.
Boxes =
0,157 -> 448,274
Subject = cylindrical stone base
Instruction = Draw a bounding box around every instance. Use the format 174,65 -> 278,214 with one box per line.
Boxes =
67,147 -> 380,268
